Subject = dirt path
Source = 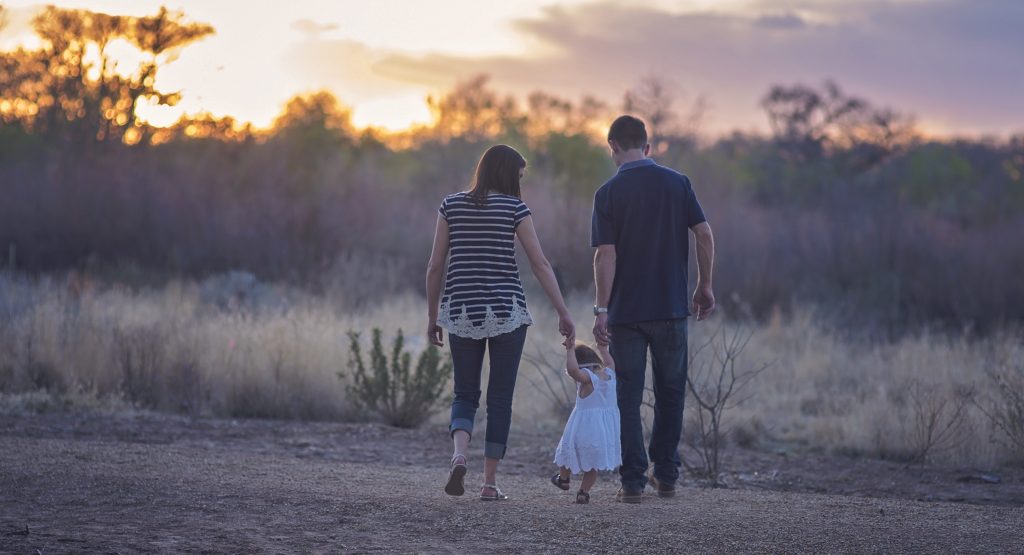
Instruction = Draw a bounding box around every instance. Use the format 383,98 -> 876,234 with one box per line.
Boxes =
1,413 -> 1022,554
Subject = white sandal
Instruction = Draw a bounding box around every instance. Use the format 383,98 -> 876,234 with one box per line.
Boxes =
480,483 -> 509,501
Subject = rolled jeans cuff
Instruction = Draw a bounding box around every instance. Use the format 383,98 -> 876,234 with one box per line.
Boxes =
484,441 -> 507,459
450,417 -> 474,438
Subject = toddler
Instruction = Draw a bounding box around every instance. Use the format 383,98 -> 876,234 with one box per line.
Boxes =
551,340 -> 621,504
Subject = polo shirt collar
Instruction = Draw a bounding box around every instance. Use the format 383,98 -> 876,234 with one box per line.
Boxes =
617,158 -> 656,173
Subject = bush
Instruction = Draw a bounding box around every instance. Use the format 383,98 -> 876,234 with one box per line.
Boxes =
902,379 -> 972,465
682,324 -> 769,484
344,328 -> 451,428
976,360 -> 1024,462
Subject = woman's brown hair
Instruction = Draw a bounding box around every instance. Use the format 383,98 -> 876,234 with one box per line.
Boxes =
468,144 -> 526,200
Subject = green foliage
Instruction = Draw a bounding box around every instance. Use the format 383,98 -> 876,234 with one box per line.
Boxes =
902,144 -> 973,203
539,132 -> 613,198
344,328 -> 452,428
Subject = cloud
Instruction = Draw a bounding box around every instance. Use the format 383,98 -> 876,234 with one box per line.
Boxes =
291,19 -> 339,37
281,38 -> 431,102
367,0 -> 1024,135
754,13 -> 806,30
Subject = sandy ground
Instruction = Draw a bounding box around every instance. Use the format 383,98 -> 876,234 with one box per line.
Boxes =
1,412 -> 1022,554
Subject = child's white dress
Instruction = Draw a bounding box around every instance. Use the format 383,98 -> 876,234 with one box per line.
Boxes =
553,367 -> 622,473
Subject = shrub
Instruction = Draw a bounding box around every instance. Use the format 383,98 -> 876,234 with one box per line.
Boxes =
682,324 -> 769,484
903,379 -> 973,465
975,360 -> 1024,462
520,343 -> 576,418
344,328 -> 451,428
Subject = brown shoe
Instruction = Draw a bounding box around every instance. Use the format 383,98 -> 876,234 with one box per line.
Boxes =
648,475 -> 676,498
615,488 -> 643,504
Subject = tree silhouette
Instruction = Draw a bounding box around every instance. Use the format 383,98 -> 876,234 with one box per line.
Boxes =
623,75 -> 706,154
761,80 -> 915,167
425,75 -> 521,142
0,5 -> 213,145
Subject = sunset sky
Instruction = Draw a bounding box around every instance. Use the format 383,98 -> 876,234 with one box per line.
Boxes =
2,0 -> 1022,136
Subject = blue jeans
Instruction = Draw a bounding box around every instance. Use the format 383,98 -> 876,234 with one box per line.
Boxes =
611,319 -> 688,491
448,325 -> 527,459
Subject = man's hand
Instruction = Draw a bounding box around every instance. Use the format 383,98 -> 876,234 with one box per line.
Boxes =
593,313 -> 611,345
692,285 -> 715,321
427,320 -> 444,347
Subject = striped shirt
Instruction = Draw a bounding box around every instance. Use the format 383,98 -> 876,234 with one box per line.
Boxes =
437,192 -> 534,339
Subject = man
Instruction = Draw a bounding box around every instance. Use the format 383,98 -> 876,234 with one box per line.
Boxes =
591,115 -> 715,504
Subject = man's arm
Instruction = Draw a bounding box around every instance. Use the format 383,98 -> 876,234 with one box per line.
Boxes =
593,244 -> 616,344
691,221 -> 715,320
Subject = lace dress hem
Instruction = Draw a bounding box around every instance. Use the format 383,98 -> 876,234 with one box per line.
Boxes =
438,302 -> 534,340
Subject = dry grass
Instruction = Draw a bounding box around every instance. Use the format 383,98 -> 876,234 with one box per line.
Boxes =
0,270 -> 1021,468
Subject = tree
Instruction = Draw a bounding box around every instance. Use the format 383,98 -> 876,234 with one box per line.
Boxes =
623,75 -> 706,154
271,90 -> 354,152
425,75 -> 521,142
761,80 -> 914,168
624,75 -> 677,138
153,112 -> 253,143
0,6 -> 213,145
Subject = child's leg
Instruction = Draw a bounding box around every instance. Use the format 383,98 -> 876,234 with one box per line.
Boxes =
559,466 -> 571,481
580,470 -> 598,493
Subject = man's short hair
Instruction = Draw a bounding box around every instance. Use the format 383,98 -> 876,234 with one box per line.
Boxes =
608,115 -> 648,150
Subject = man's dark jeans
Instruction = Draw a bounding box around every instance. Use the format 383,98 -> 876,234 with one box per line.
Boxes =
448,325 -> 528,460
611,319 -> 688,492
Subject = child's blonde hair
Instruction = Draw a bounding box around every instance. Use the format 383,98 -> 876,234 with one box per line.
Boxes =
574,342 -> 602,367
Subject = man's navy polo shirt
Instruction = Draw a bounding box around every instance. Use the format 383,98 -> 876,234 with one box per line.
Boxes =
591,158 -> 707,326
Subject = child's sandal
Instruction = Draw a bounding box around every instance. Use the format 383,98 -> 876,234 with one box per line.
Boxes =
550,474 -> 571,491
575,490 -> 590,504
444,455 -> 467,496
480,484 -> 509,501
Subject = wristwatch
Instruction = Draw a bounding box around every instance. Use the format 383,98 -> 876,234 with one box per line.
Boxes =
593,306 -> 609,316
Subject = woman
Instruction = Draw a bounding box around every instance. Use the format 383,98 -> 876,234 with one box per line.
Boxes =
425,144 -> 574,501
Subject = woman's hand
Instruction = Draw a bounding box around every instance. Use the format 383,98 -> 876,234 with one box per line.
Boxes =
558,312 -> 575,346
427,320 -> 444,347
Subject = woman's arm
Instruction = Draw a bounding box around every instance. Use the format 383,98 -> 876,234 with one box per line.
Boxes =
565,343 -> 591,385
425,214 -> 449,346
515,215 -> 575,343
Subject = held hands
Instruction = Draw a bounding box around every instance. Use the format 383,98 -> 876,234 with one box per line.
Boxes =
692,284 -> 716,321
427,320 -> 444,347
558,311 -> 576,346
593,312 -> 610,346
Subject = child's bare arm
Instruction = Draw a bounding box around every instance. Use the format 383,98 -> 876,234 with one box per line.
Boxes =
564,342 -> 592,385
597,343 -> 615,371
